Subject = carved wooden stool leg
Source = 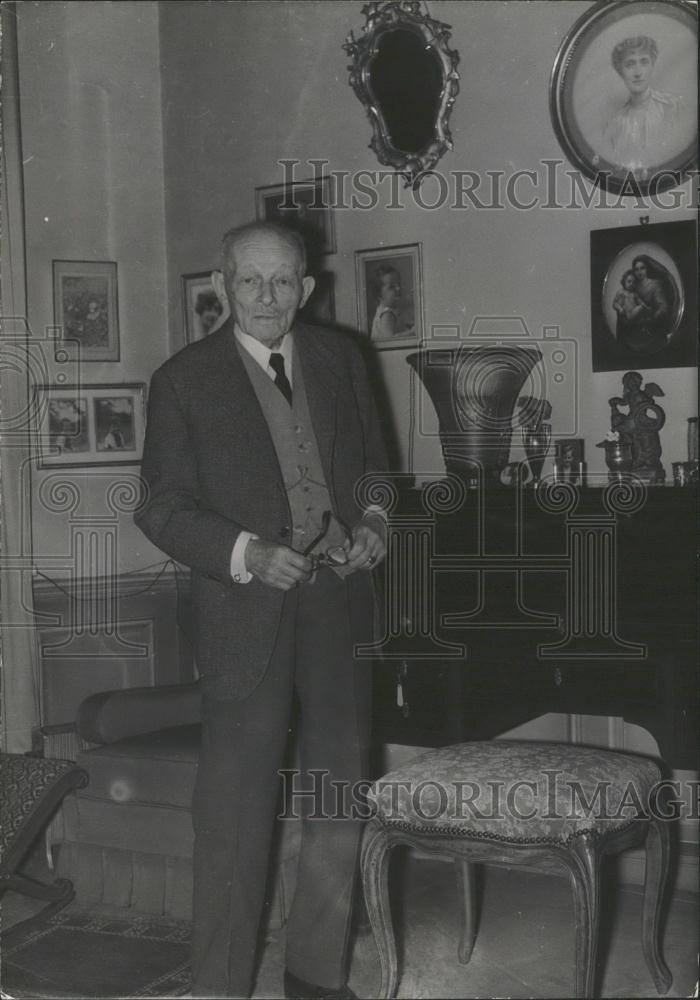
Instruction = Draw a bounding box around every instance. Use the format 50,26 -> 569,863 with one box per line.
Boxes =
567,833 -> 601,999
642,818 -> 673,995
456,859 -> 476,965
361,818 -> 398,1000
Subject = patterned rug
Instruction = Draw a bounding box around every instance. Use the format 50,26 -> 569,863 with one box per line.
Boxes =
1,907 -> 191,998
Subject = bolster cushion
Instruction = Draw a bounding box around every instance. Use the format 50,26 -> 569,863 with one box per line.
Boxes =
76,682 -> 201,745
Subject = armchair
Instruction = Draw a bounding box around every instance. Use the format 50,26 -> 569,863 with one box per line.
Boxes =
1,754 -> 88,928
56,681 -> 300,928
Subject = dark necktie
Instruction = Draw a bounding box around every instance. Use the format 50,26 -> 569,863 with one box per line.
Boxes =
269,352 -> 292,407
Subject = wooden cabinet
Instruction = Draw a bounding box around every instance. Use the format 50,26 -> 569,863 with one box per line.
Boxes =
370,484 -> 698,769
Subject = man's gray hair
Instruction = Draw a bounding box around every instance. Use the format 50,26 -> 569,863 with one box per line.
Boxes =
220,221 -> 308,276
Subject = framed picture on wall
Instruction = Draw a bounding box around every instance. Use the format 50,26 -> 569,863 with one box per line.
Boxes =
590,219 -> 697,371
355,243 -> 423,350
255,176 -> 336,258
550,0 -> 697,195
52,260 -> 120,361
35,383 -> 146,468
182,270 -> 230,343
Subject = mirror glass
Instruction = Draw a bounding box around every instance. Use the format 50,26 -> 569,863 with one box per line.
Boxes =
369,29 -> 442,155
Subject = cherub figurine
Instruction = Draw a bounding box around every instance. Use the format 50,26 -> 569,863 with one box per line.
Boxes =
608,371 -> 666,483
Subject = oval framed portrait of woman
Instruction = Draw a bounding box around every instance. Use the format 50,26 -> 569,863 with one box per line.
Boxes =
551,0 -> 697,195
591,220 -> 697,371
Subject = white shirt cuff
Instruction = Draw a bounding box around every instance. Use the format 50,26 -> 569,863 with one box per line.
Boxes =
230,531 -> 258,583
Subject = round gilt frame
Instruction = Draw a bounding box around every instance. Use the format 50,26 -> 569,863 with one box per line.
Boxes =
549,0 -> 697,196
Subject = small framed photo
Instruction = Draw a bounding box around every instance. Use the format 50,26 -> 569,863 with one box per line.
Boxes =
355,243 -> 423,350
182,271 -> 229,343
590,219 -> 697,371
555,438 -> 585,482
52,260 -> 119,361
550,0 -> 697,194
255,176 -> 336,258
35,383 -> 146,468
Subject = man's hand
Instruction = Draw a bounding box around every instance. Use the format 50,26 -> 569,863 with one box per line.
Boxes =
346,514 -> 386,573
245,539 -> 312,590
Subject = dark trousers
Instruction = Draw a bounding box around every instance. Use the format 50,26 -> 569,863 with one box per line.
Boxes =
190,569 -> 373,997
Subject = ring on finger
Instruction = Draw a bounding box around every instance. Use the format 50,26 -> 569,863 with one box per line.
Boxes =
368,554 -> 377,566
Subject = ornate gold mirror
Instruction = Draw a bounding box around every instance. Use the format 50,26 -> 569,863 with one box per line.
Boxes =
344,1 -> 460,188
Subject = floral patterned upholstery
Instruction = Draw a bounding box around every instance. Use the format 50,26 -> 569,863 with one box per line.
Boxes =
368,741 -> 662,843
0,754 -> 85,865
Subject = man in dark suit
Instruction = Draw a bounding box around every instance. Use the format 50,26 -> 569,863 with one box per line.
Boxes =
136,222 -> 388,999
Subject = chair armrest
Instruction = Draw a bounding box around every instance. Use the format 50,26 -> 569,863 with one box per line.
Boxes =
0,755 -> 88,876
76,682 -> 200,745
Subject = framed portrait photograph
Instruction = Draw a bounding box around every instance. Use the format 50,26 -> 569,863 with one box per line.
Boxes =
182,270 -> 230,343
35,383 -> 146,468
555,438 -> 585,483
52,260 -> 119,361
255,176 -> 336,258
355,243 -> 423,350
590,219 -> 697,372
550,0 -> 697,194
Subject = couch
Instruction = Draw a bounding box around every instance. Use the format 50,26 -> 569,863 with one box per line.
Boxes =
56,681 -> 301,929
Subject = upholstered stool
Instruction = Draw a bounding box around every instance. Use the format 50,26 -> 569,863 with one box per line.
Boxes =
361,741 -> 672,999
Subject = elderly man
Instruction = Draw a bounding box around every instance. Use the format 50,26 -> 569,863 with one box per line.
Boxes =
136,222 -> 387,999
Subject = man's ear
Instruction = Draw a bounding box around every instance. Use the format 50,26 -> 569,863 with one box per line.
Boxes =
211,269 -> 227,303
300,275 -> 315,309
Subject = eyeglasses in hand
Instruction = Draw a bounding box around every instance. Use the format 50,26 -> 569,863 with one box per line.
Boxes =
302,510 -> 353,570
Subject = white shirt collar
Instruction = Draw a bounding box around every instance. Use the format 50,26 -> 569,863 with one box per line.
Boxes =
234,324 -> 294,386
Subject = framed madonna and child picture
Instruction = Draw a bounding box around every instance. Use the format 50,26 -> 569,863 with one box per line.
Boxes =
590,219 -> 697,371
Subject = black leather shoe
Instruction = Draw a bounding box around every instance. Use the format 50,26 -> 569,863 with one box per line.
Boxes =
283,970 -> 358,999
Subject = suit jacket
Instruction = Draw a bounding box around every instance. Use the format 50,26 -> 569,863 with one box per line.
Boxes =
135,318 -> 388,699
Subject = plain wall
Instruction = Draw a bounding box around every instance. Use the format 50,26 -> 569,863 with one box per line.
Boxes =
17,0 -> 169,575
